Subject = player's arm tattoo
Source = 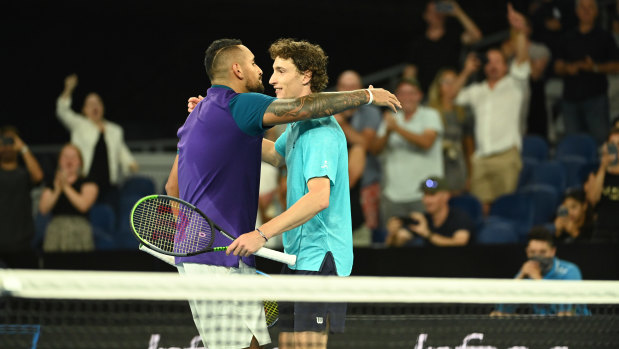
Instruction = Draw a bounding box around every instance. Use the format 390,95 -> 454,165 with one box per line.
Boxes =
265,90 -> 369,120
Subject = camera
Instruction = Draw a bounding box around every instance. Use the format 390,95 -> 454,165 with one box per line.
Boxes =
400,216 -> 420,226
1,137 -> 14,146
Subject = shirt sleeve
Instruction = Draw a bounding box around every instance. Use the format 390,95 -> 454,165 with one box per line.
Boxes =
56,96 -> 87,131
274,128 -> 288,157
301,126 -> 341,187
425,108 -> 444,135
455,84 -> 475,106
229,93 -> 276,136
509,60 -> 531,81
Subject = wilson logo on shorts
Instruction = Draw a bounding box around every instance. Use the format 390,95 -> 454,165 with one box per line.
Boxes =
316,316 -> 324,324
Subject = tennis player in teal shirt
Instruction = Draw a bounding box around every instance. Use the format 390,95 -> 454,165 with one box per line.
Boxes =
227,38 -> 354,348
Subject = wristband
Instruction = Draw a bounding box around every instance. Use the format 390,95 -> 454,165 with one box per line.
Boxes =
366,89 -> 374,105
256,228 -> 268,242
20,145 -> 29,155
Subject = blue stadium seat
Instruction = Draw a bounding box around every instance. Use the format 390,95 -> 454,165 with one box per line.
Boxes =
556,133 -> 598,163
449,193 -> 483,232
89,203 -> 117,250
557,156 -> 588,189
475,217 -> 519,244
521,135 -> 549,163
120,176 -> 156,198
529,161 -> 567,196
116,194 -> 142,249
519,184 -> 559,226
489,192 -> 534,241
32,213 -> 51,251
517,158 -> 537,190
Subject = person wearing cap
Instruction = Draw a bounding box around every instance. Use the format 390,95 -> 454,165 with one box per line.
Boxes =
385,177 -> 474,247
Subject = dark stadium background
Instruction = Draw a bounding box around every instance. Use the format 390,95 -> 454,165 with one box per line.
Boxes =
2,0 -> 514,144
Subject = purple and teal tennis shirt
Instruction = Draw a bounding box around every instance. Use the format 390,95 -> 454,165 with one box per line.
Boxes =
175,85 -> 275,267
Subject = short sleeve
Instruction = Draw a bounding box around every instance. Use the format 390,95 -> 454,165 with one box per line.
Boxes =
274,128 -> 289,157
229,93 -> 276,136
424,108 -> 443,135
301,127 -> 340,186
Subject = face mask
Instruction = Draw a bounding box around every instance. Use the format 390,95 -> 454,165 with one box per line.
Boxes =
529,256 -> 554,275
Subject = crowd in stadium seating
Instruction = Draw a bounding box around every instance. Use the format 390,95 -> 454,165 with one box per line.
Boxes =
1,0 -> 618,257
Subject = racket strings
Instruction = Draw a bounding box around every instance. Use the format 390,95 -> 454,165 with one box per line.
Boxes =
133,197 -> 216,254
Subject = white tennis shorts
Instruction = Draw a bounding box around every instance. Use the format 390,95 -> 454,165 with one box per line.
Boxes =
177,262 -> 271,349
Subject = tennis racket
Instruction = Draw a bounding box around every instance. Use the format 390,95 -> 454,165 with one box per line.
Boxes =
131,194 -> 296,265
255,270 -> 279,328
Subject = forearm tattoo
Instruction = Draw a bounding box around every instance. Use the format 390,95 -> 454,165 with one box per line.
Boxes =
266,90 -> 368,120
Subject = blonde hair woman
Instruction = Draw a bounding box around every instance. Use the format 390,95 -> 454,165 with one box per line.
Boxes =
427,68 -> 475,194
39,143 -> 98,251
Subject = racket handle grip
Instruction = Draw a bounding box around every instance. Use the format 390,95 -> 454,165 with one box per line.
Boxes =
139,245 -> 176,267
255,247 -> 297,266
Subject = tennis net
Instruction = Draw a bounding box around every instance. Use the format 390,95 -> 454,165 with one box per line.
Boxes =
1,269 -> 618,349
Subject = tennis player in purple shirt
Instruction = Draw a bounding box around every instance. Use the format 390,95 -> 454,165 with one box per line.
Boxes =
165,38 -> 400,349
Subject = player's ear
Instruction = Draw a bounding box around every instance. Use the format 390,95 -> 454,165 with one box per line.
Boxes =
302,70 -> 312,86
232,63 -> 243,80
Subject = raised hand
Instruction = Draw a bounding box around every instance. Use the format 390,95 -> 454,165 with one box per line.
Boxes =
64,74 -> 78,92
187,95 -> 204,113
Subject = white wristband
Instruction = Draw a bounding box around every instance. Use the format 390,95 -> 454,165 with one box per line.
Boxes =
21,145 -> 29,155
366,89 -> 374,105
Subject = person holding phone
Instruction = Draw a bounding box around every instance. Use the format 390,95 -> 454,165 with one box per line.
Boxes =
585,127 -> 619,242
554,188 -> 594,243
0,126 -> 43,256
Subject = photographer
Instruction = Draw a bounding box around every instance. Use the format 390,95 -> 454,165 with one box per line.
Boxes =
554,188 -> 594,243
385,177 -> 473,247
0,126 -> 44,254
585,127 -> 619,242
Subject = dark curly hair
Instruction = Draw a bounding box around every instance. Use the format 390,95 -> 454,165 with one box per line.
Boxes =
268,38 -> 328,93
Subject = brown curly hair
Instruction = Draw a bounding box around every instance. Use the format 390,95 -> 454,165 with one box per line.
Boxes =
268,38 -> 329,92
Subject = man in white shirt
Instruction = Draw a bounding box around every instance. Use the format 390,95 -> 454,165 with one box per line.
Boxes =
453,4 -> 530,213
371,78 -> 443,227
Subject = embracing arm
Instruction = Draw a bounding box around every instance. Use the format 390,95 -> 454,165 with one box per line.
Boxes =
261,139 -> 285,168
262,88 -> 400,126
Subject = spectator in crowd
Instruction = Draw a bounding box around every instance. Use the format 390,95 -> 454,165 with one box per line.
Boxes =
385,177 -> 473,247
554,0 -> 619,145
370,78 -> 443,229
453,4 -> 530,214
586,127 -> 619,242
57,74 -> 138,206
408,0 -> 483,94
613,115 -> 619,128
491,227 -> 590,316
554,188 -> 594,243
39,143 -> 98,252
528,0 -> 578,60
0,126 -> 43,255
501,16 -> 552,138
427,68 -> 474,194
335,70 -> 382,243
